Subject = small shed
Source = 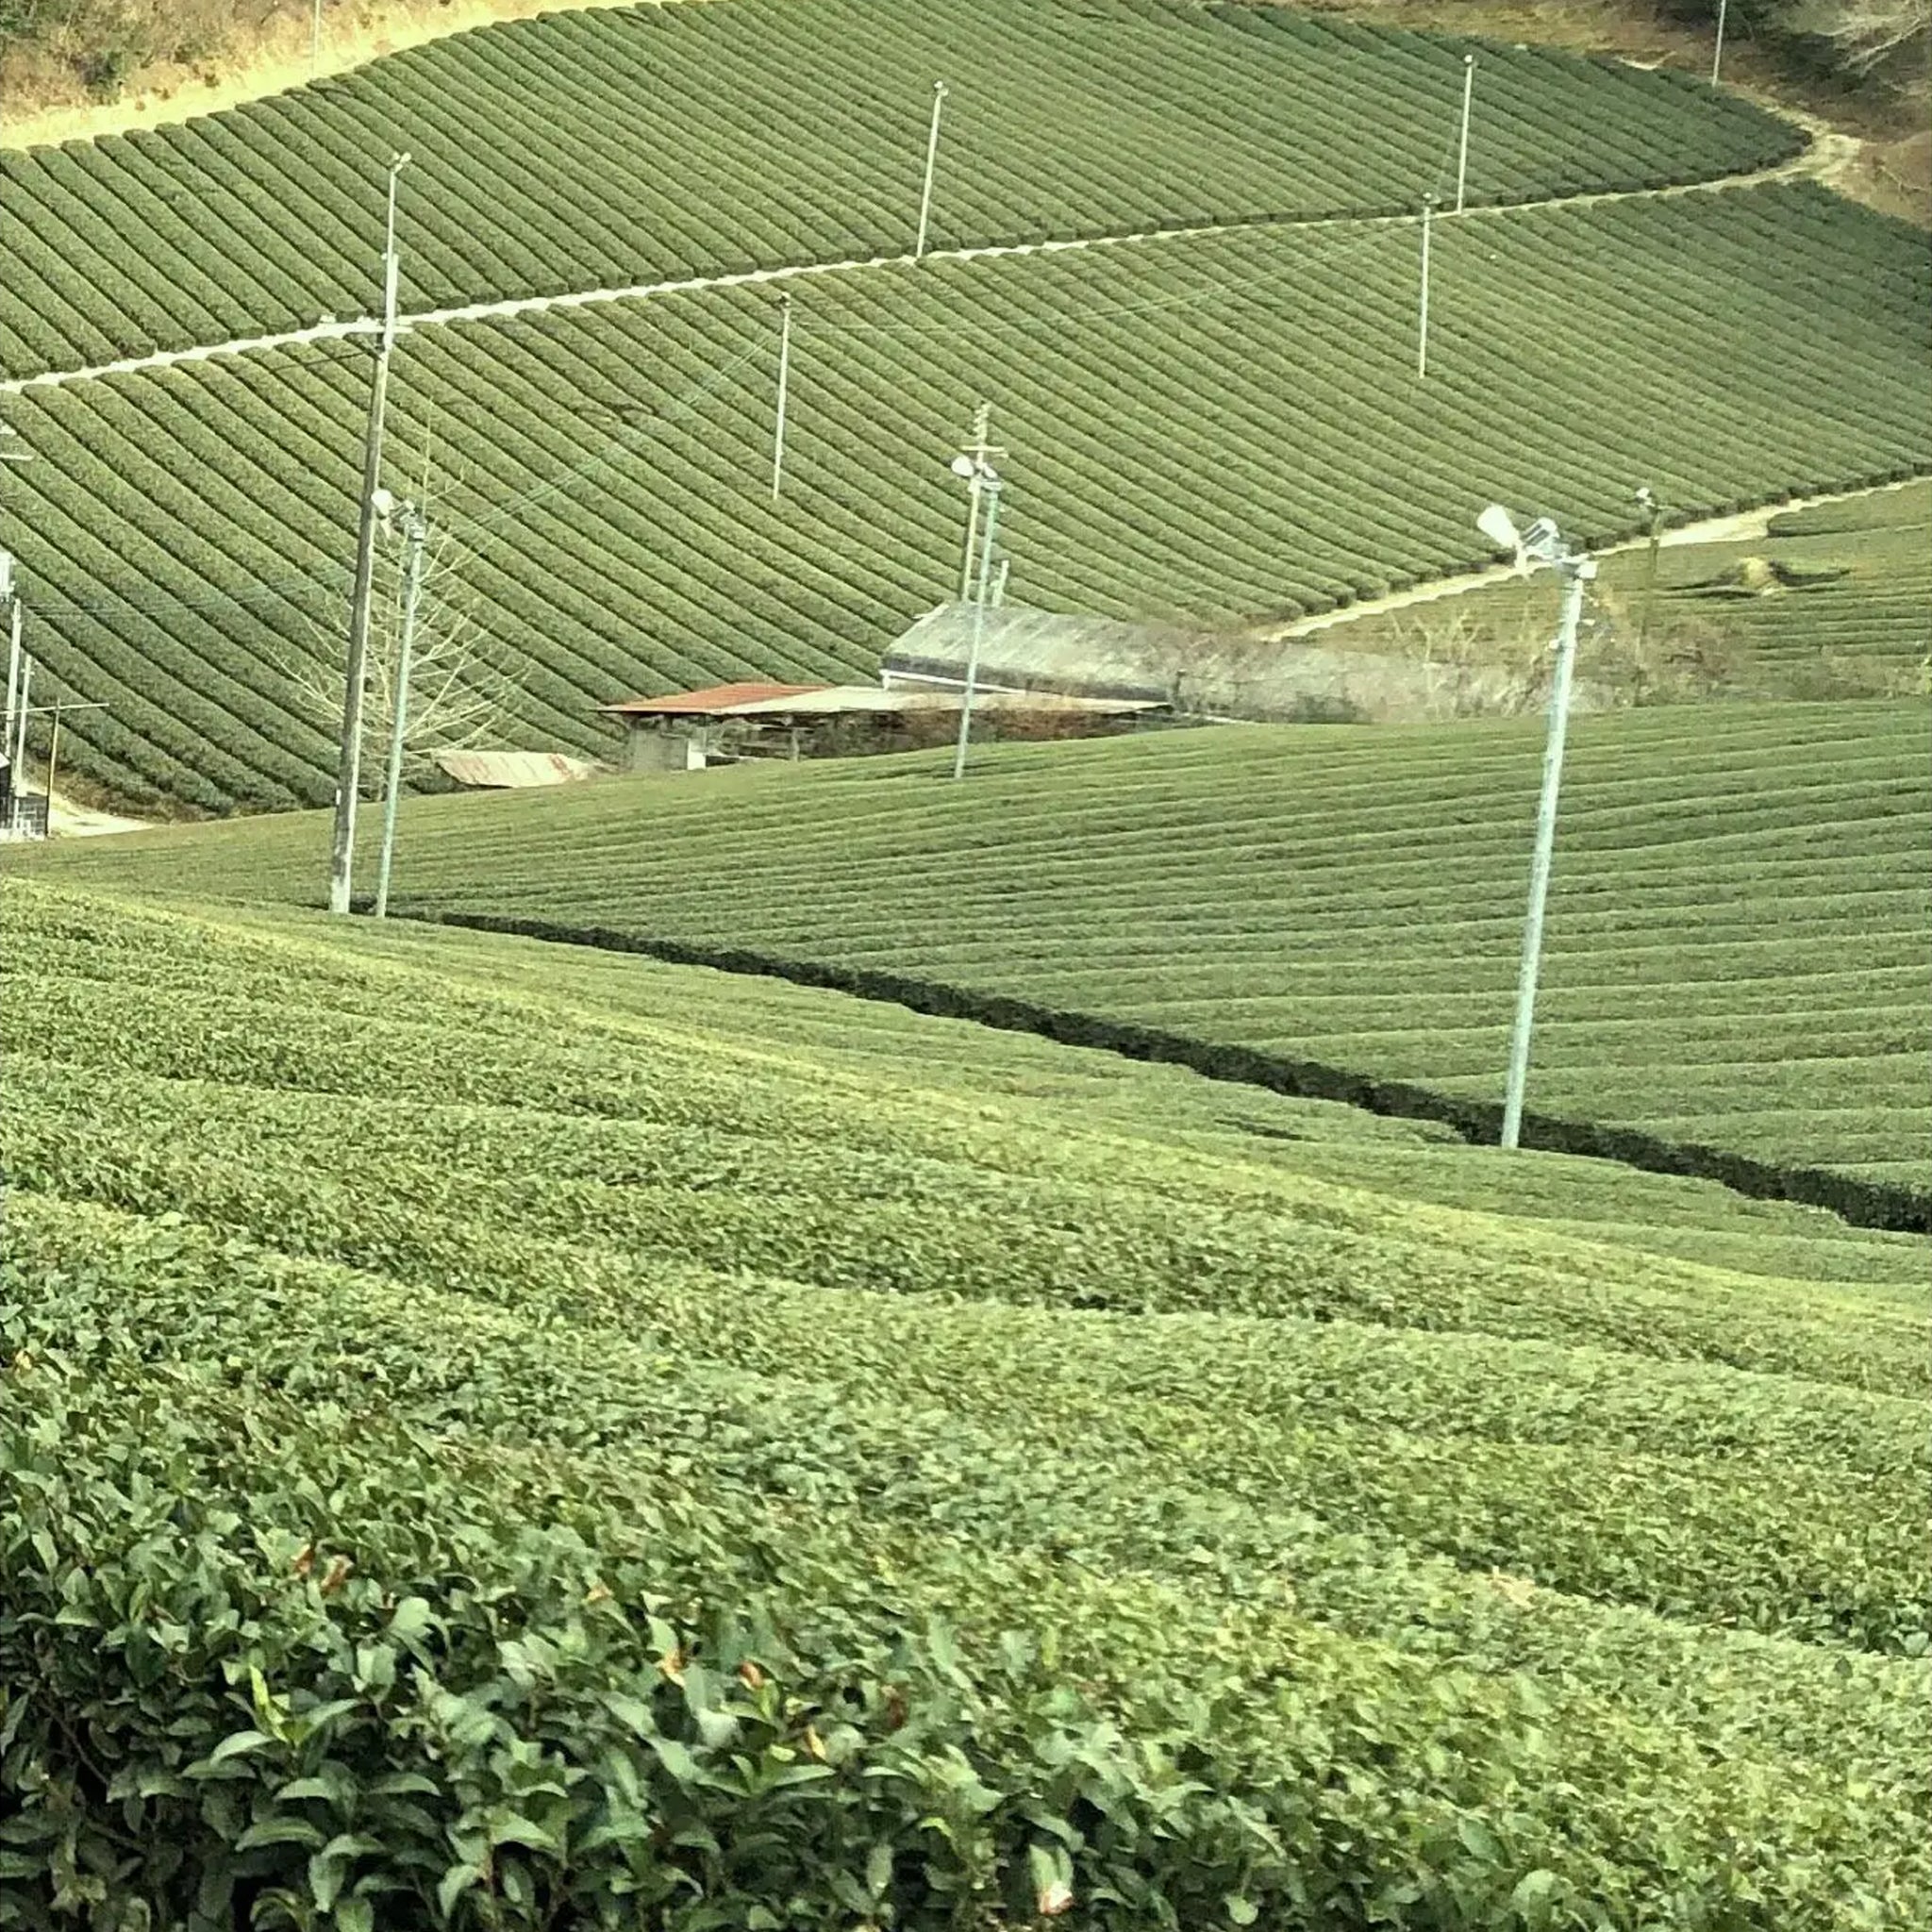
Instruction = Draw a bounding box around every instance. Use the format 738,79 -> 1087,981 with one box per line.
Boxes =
598,679 -> 1163,771
884,602 -> 1593,724
599,683 -> 830,773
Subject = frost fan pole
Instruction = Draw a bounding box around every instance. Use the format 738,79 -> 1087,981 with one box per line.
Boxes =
1502,547 -> 1596,1150
1455,54 -> 1475,213
328,151 -> 410,917
771,293 -> 792,505
952,474 -> 1002,782
958,402 -> 997,600
374,502 -> 428,920
1711,0 -> 1728,86
1416,195 -> 1435,380
915,81 -> 947,260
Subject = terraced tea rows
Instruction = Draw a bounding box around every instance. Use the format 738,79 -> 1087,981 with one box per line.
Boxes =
1309,481 -> 1932,698
213,907 -> 1932,1293
10,181 -> 1928,812
0,0 -> 1800,380
3,881 -> 1926,1924
42,701 -> 1924,1201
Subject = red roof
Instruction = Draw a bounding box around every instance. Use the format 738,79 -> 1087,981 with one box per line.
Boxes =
600,682 -> 829,718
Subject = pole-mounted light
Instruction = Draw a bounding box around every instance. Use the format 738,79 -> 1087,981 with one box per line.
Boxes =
1477,501 -> 1598,1149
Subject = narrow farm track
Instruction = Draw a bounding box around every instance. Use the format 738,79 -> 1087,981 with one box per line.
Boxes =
1268,476 -> 1921,643
0,103 -> 1846,400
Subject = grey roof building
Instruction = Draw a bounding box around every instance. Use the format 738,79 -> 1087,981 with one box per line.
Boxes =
883,602 -> 1592,724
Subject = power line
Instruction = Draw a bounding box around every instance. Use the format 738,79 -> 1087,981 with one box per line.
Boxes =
11,180 -> 1446,624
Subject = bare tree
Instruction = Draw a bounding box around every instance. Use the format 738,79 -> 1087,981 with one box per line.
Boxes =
282,514 -> 515,791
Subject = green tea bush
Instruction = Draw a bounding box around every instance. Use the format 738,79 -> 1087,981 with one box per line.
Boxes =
4,885 -> 1928,1926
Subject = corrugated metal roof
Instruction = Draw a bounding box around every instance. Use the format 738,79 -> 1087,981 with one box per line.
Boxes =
600,682 -> 829,717
432,750 -> 602,789
883,603 -> 1596,723
884,604 -> 1193,704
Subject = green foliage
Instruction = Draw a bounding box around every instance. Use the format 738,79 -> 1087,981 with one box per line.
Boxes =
33,699 -> 1926,1200
11,179 -> 1930,813
0,0 -> 1802,381
2,880 -> 1929,1925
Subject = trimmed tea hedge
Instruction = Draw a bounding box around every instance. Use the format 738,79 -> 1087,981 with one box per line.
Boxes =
0,0 -> 1801,379
2,882 -> 1928,1925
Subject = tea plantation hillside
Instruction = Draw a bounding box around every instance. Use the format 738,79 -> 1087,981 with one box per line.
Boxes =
210,904 -> 1932,1293
0,0 -> 1801,380
3,879 -> 1928,1925
11,180 -> 1931,812
1307,480 -> 1932,697
40,699 -> 1927,1212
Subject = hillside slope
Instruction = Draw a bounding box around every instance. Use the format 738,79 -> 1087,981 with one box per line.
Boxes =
2,878 -> 1926,1924
35,700 -> 1925,1203
10,178 -> 1929,811
1298,480 -> 1932,699
0,0 -> 1800,380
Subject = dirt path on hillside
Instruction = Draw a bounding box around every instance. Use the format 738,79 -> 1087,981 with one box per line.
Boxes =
44,791 -> 155,837
1258,477 -> 1918,643
0,95 -> 1858,401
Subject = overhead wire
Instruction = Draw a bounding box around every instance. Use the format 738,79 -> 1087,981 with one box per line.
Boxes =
14,101 -> 1474,625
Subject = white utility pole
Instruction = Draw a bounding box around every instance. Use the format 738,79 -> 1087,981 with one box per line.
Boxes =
11,655 -> 30,774
957,402 -> 1001,599
374,501 -> 428,920
1,426 -> 30,759
328,151 -> 410,916
1455,54 -> 1475,213
915,81 -> 948,260
1416,196 -> 1435,380
771,293 -> 793,505
951,472 -> 1002,781
1712,0 -> 1728,86
1491,517 -> 1596,1149
4,594 -> 20,756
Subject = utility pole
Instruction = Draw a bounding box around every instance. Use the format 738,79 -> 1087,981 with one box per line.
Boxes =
956,403 -> 1001,600
1455,54 -> 1476,214
1502,541 -> 1596,1150
1711,0 -> 1728,86
11,655 -> 30,774
3,590 -> 20,757
1,425 -> 31,759
1416,195 -> 1436,380
771,293 -> 792,505
374,500 -> 428,920
328,151 -> 410,916
42,698 -> 106,805
45,700 -> 63,802
946,456 -> 1004,780
1634,485 -> 1665,659
915,81 -> 947,260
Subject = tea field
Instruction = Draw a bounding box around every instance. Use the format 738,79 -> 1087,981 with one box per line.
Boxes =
37,698 -> 1927,1211
1309,480 -> 1932,697
9,179 -> 1930,812
0,0 -> 1801,380
3,878 -> 1927,1926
